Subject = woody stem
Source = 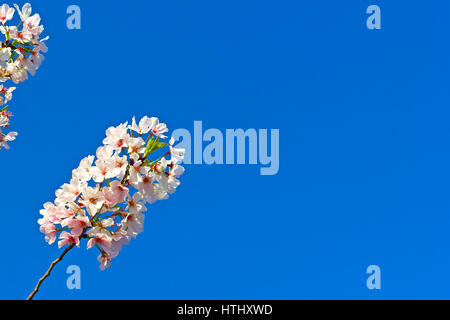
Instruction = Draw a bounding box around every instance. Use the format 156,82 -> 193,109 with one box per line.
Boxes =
27,228 -> 88,300
26,244 -> 75,300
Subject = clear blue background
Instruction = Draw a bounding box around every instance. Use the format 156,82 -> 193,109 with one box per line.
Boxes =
1,0 -> 450,299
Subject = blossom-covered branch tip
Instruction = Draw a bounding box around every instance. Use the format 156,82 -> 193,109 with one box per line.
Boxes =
38,116 -> 185,270
0,3 -> 48,150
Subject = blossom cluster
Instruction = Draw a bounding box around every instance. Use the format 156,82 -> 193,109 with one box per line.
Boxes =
38,116 -> 185,270
0,102 -> 16,149
0,3 -> 48,150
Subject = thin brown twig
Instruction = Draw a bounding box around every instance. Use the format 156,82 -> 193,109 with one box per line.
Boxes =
26,244 -> 75,300
26,228 -> 88,300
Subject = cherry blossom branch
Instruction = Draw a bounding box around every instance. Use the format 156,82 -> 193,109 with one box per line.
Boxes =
0,3 -> 48,150
26,243 -> 75,300
33,116 -> 185,299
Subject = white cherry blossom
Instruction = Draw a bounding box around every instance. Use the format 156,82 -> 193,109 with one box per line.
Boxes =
0,4 -> 14,23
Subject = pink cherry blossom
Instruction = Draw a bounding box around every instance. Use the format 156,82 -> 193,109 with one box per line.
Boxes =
103,180 -> 129,206
57,231 -> 80,248
61,216 -> 91,237
87,230 -> 112,251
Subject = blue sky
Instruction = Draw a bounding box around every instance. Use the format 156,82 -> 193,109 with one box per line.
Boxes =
1,0 -> 450,299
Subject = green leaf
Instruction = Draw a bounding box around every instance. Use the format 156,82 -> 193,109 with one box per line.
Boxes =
143,136 -> 168,159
